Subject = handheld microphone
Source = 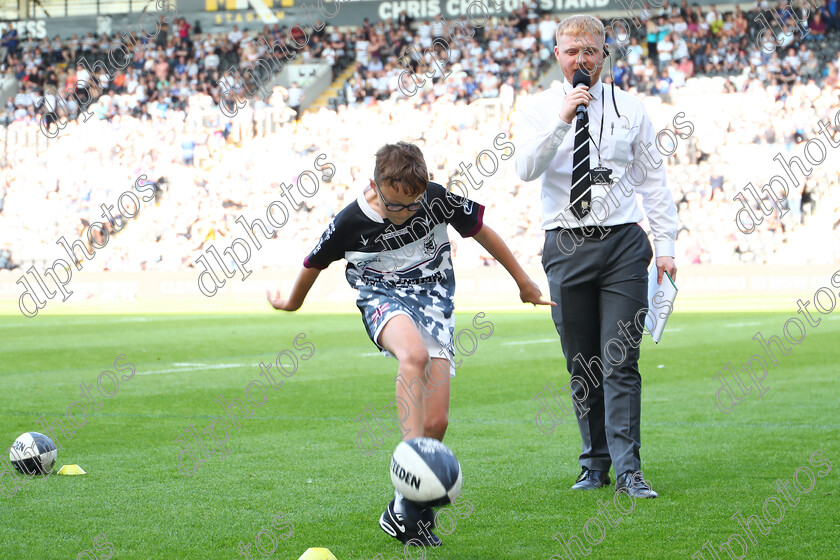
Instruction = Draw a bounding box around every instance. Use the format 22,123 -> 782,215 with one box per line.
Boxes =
573,68 -> 591,122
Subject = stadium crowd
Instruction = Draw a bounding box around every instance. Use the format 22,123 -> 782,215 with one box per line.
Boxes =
1,0 -> 839,275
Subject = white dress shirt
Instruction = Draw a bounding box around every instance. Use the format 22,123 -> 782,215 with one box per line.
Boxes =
513,79 -> 679,258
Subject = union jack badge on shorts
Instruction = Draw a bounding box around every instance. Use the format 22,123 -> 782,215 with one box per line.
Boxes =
371,302 -> 391,324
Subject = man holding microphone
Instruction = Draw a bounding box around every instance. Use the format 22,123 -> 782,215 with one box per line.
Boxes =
513,15 -> 679,499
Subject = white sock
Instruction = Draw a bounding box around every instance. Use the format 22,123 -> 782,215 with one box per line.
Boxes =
394,489 -> 406,515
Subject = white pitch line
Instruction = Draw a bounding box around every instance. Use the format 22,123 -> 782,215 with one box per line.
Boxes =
501,338 -> 556,346
723,321 -> 762,328
136,363 -> 249,375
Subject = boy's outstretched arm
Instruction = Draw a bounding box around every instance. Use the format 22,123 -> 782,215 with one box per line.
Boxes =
471,225 -> 555,307
267,267 -> 321,311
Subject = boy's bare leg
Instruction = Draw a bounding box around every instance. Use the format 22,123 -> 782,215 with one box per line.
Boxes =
378,314 -> 430,440
422,357 -> 450,441
377,317 -> 450,545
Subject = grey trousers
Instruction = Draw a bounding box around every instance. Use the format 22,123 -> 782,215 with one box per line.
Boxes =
541,223 -> 653,475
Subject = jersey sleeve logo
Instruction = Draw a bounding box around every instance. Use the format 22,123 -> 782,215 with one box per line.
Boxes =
447,192 -> 473,215
312,219 -> 336,255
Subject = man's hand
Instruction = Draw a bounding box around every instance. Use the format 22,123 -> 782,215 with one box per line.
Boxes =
560,84 -> 591,124
266,289 -> 294,311
519,279 -> 557,307
655,256 -> 677,285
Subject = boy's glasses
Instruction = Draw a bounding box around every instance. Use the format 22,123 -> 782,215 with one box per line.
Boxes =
373,180 -> 424,212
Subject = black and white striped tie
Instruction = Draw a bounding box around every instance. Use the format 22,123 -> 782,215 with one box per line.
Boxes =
570,111 -> 591,218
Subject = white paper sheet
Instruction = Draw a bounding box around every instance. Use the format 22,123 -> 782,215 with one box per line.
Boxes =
645,266 -> 678,343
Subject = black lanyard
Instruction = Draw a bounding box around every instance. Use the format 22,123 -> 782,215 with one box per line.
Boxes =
584,92 -> 605,166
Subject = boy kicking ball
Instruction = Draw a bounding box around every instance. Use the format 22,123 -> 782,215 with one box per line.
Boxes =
267,142 -> 554,547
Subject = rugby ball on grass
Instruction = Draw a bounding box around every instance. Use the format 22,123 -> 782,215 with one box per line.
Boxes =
10,432 -> 57,475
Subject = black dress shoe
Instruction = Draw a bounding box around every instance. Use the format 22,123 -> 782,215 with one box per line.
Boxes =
570,467 -> 611,490
615,470 -> 658,499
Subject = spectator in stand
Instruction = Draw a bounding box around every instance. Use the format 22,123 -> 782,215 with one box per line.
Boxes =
431,14 -> 447,40
613,59 -> 628,87
706,4 -> 719,26
678,53 -> 694,78
822,0 -> 839,32
667,60 -> 686,87
779,60 -> 798,84
810,11 -> 827,39
178,18 -> 192,47
228,25 -> 243,46
658,31 -> 675,70
538,14 -> 558,50
657,68 -> 674,102
825,66 -> 839,87
673,13 -> 688,35
672,32 -> 689,62
288,81 -> 304,120
646,18 -> 659,65
361,18 -> 374,41
396,10 -> 413,28
156,14 -> 170,48
1,24 -> 18,57
733,7 -> 748,36
626,36 -> 643,67
783,46 -> 801,70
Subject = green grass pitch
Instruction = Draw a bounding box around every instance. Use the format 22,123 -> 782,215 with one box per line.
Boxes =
1,309 -> 838,560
